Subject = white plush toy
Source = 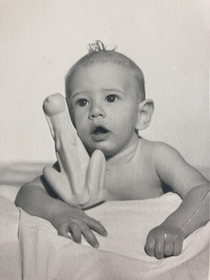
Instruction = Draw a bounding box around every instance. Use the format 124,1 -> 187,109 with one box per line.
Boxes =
43,93 -> 107,208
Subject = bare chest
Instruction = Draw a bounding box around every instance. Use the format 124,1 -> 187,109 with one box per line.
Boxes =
104,158 -> 163,201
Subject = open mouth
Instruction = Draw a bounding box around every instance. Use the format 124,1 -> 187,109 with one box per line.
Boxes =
92,126 -> 109,141
93,126 -> 109,135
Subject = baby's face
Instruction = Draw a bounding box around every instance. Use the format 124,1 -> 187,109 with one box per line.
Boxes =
67,63 -> 140,157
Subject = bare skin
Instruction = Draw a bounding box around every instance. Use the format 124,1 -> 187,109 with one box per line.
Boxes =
15,62 -> 210,258
105,138 -> 209,258
105,139 -> 163,201
15,137 -> 209,256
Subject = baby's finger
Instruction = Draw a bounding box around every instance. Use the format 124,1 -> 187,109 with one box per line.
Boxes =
145,236 -> 155,256
81,224 -> 100,248
173,234 -> 184,256
154,238 -> 165,259
57,225 -> 71,239
87,218 -> 108,237
69,222 -> 82,243
164,239 -> 174,257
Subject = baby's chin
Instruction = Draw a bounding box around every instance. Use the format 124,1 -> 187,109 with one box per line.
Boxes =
82,136 -> 125,158
85,145 -> 119,159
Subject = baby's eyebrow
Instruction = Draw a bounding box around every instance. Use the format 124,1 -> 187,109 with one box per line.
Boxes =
101,88 -> 125,94
71,91 -> 90,99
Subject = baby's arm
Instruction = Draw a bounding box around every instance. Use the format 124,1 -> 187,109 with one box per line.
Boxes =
145,143 -> 209,259
15,170 -> 108,248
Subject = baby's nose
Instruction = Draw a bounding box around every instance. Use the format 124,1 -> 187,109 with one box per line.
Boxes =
89,103 -> 106,119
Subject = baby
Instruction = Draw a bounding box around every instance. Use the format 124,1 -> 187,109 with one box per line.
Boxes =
15,41 -> 210,259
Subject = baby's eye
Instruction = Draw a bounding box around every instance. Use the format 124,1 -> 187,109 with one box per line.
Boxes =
106,95 -> 118,103
77,99 -> 88,107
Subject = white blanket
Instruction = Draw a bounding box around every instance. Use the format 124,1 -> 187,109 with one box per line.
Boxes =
0,184 -> 209,280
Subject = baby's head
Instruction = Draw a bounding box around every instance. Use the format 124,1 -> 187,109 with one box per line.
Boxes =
65,41 -> 154,157
65,41 -> 145,103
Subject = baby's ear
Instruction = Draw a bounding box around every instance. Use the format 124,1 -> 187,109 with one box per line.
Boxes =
135,99 -> 154,130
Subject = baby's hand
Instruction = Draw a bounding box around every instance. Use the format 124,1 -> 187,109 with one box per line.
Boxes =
51,201 -> 108,248
145,223 -> 185,259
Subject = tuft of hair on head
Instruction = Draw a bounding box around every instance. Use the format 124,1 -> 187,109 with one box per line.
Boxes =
65,40 -> 145,101
87,40 -> 117,53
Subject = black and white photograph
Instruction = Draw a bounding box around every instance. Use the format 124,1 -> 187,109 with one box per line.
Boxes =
0,1 -> 209,279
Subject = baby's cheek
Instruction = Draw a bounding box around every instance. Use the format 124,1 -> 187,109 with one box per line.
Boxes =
73,118 -> 83,132
76,128 -> 90,146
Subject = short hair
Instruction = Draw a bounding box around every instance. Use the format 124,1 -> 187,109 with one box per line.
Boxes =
65,41 -> 145,101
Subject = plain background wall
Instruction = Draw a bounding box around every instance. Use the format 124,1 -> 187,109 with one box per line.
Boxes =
0,0 -> 209,174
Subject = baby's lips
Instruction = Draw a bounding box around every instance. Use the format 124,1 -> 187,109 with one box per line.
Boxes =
92,123 -> 109,134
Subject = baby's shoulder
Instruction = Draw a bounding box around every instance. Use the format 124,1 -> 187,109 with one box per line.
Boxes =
140,138 -> 180,160
140,138 -> 173,151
